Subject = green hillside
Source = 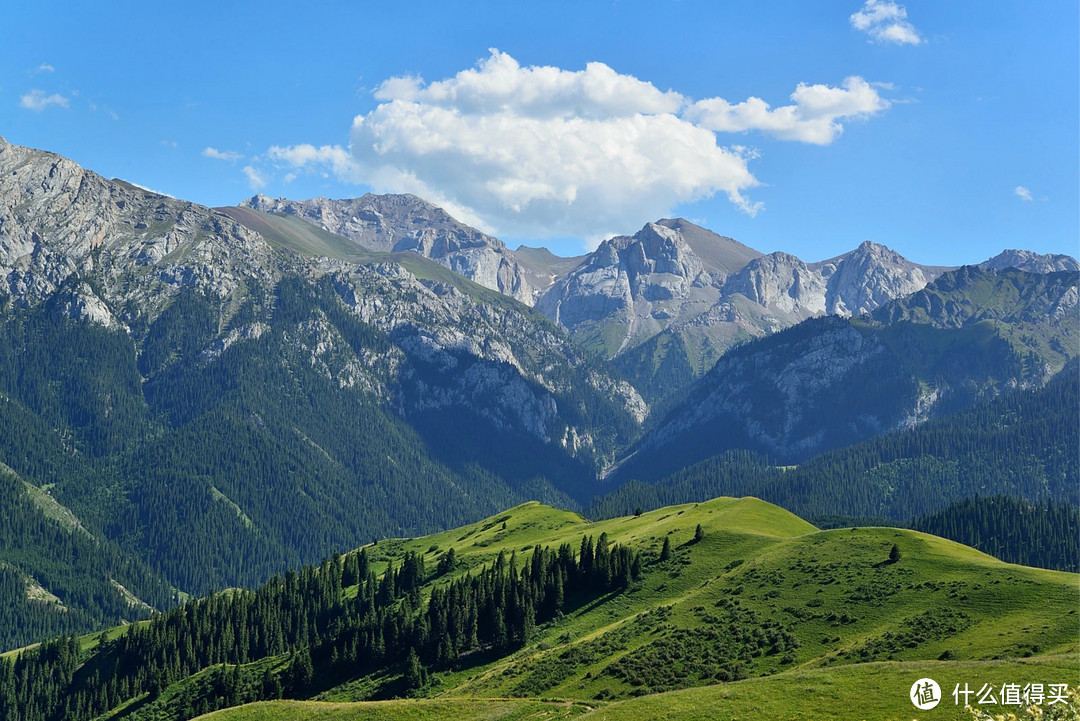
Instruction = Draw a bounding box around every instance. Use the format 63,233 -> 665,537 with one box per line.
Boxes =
199,656 -> 1079,721
592,364 -> 1079,573
3,498 -> 1075,721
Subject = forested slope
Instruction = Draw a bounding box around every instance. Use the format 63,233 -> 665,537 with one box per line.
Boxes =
591,363 -> 1079,571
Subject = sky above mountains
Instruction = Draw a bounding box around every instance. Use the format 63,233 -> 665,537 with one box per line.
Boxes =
3,1 -> 1076,263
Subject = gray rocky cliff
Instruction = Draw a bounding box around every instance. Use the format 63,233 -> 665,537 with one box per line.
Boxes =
535,221 -> 734,357
0,137 -> 278,324
815,241 -> 938,316
980,249 -> 1080,274
725,241 -> 941,322
241,193 -> 542,305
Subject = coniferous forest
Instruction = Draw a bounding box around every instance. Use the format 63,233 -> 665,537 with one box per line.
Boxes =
589,365 -> 1079,572
0,534 -> 641,721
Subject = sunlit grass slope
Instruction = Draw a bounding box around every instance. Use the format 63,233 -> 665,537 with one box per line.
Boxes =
100,498 -> 1080,721
320,498 -> 1077,704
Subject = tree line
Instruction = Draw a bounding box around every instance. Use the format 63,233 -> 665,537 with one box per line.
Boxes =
0,533 -> 644,721
589,365 -> 1079,572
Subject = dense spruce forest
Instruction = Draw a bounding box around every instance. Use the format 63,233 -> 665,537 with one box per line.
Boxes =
911,496 -> 1079,573
590,364 -> 1079,572
0,534 -> 642,721
0,467 -> 175,650
0,280 -> 569,597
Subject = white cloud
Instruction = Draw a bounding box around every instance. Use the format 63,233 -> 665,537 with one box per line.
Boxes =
18,89 -> 69,111
202,147 -> 244,162
373,49 -> 683,119
850,0 -> 923,45
1014,186 -> 1033,202
34,63 -> 55,74
242,165 -> 268,190
267,51 -> 892,241
267,144 -> 354,177
687,77 -> 889,145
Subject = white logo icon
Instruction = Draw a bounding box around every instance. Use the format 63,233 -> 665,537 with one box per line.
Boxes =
911,678 -> 942,710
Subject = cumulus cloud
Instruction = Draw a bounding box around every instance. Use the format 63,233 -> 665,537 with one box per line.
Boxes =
34,63 -> 55,74
687,76 -> 889,145
18,89 -> 69,111
268,50 -> 891,241
1014,186 -> 1033,202
267,144 -> 355,178
373,50 -> 683,119
850,0 -> 923,45
243,165 -> 268,190
202,147 -> 244,162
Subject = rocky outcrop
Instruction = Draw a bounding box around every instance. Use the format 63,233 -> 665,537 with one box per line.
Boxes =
980,249 -> 1080,274
535,220 -> 744,357
0,136 -> 279,321
724,252 -> 828,317
815,241 -> 940,316
241,193 -> 542,304
723,240 -> 942,322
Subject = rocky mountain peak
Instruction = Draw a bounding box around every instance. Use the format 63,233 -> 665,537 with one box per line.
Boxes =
535,221 -> 727,357
0,139 -> 278,319
724,252 -> 827,316
981,249 -> 1080,274
817,240 -> 937,316
609,221 -> 708,286
239,193 -> 542,304
654,218 -> 763,275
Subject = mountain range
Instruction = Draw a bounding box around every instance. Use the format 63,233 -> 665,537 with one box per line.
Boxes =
240,190 -> 1076,407
0,135 -> 1076,662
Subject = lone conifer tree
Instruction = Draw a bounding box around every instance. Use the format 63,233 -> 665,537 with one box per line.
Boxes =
889,544 -> 902,563
660,535 -> 672,561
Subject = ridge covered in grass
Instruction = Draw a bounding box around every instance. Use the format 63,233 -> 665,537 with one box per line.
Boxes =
4,498 -> 1076,721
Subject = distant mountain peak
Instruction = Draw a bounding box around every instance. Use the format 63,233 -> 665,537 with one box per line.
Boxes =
981,249 -> 1080,274
239,193 -> 546,304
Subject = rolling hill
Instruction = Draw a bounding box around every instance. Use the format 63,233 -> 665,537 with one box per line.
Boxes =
3,498 -> 1075,721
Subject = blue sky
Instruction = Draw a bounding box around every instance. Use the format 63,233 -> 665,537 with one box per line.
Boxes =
3,1 -> 1076,264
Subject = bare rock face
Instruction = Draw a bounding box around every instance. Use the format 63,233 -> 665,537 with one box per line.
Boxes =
240,193 -> 541,304
816,241 -> 938,317
535,221 -> 737,357
724,252 -> 828,317
725,241 -> 940,322
981,249 -> 1080,274
0,137 -> 279,320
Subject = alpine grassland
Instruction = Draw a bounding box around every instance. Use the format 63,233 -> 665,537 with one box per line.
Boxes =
5,497 -> 1076,721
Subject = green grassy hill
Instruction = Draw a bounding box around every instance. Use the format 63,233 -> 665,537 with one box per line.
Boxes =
198,655 -> 1079,721
4,498 -> 1076,721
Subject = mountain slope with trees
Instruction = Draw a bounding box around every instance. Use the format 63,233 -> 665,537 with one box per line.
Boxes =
1,498 -> 1075,721
612,266 -> 1078,482
591,363 -> 1079,571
